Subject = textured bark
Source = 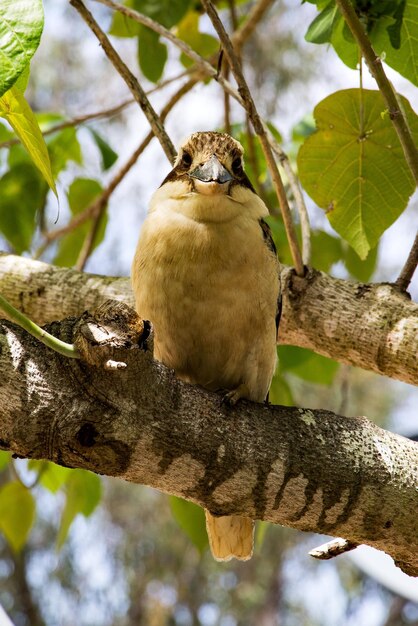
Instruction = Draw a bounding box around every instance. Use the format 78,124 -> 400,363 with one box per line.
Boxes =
0,253 -> 417,384
0,301 -> 417,576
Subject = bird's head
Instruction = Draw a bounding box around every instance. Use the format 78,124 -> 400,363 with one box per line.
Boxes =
151,131 -> 268,223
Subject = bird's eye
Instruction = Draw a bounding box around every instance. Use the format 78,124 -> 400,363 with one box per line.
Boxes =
181,151 -> 192,167
231,157 -> 243,175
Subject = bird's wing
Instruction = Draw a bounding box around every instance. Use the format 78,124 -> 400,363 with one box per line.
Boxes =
259,218 -> 282,339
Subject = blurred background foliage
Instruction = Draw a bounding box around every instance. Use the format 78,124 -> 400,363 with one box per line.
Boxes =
0,0 -> 417,624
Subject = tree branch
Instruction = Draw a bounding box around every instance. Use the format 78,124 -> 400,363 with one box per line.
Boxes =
396,230 -> 418,293
70,0 -> 176,164
0,301 -> 417,576
0,254 -> 417,386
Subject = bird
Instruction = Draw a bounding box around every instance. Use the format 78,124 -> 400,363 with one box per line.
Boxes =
131,131 -> 281,561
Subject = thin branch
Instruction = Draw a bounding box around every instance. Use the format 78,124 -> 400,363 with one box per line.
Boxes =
0,293 -> 79,358
75,208 -> 104,271
335,0 -> 418,184
70,0 -> 176,164
36,79 -> 196,256
395,229 -> 418,292
201,0 -> 304,275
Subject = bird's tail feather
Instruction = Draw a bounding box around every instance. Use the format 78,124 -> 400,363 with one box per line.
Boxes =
205,510 -> 254,561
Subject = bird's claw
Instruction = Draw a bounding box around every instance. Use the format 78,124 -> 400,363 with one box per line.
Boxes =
221,383 -> 249,407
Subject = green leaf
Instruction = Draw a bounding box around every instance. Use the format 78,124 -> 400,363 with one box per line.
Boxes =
57,470 -> 101,549
108,7 -> 142,38
0,481 -> 35,552
133,0 -> 191,29
268,372 -> 294,406
297,89 -> 418,258
311,230 -> 344,272
0,0 -> 44,96
0,86 -> 56,194
54,178 -> 107,267
47,127 -> 83,176
0,163 -> 44,253
28,460 -> 72,493
0,451 -> 10,472
169,496 -> 208,554
14,65 -> 30,93
90,129 -> 118,170
305,1 -> 337,44
279,346 -> 339,385
177,11 -> 219,68
344,241 -> 378,281
137,27 -> 168,83
330,13 -> 359,69
372,1 -> 418,86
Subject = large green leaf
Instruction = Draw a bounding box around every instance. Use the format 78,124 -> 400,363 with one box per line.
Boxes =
169,496 -> 208,554
54,178 -> 107,267
0,481 -> 35,552
0,86 -> 56,194
57,470 -> 101,549
137,27 -> 168,83
0,0 -> 44,96
297,89 -> 418,258
0,163 -> 44,253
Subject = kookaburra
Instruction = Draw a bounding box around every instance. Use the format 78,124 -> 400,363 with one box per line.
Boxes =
132,131 -> 281,561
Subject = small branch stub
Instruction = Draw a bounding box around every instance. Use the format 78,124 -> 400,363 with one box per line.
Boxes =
309,538 -> 359,561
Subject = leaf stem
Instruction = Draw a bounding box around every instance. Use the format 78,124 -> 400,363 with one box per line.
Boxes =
0,294 -> 79,358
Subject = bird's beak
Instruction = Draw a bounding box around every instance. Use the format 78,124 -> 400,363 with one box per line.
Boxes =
190,154 -> 233,184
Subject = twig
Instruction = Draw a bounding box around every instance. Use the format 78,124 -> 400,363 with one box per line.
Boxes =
335,0 -> 418,184
395,230 -> 418,292
36,79 -> 197,257
269,135 -> 311,264
70,0 -> 176,164
201,0 -> 304,275
0,293 -> 79,358
309,538 -> 358,560
75,208 -> 104,271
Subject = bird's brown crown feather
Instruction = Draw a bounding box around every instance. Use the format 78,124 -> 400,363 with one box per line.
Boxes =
175,131 -> 243,166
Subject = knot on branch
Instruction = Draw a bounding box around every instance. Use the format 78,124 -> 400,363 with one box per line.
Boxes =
74,299 -> 153,369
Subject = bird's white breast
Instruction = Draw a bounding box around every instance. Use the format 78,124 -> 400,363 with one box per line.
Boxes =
132,185 -> 279,401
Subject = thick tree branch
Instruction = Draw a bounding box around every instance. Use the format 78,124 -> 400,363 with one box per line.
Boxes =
0,301 -> 417,576
0,254 -> 416,386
